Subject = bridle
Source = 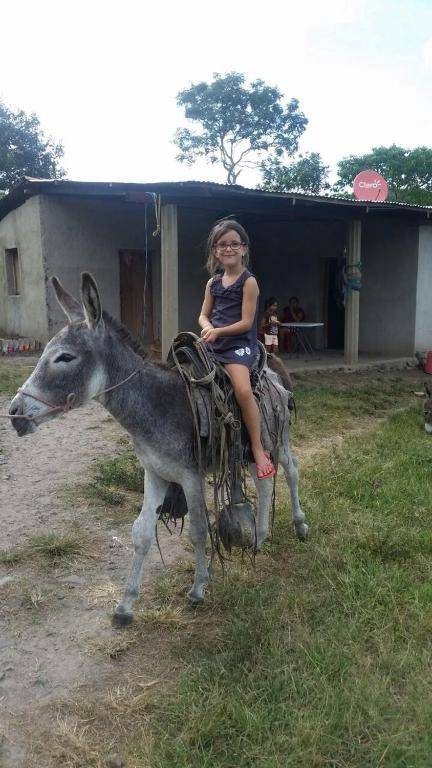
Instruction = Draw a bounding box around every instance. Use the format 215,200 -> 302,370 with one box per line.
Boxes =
3,369 -> 140,423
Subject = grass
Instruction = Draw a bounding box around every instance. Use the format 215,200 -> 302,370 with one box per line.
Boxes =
76,446 -> 144,524
133,406 -> 432,768
93,449 -> 144,492
13,372 -> 432,767
291,374 -> 420,444
0,528 -> 93,568
0,360 -> 35,395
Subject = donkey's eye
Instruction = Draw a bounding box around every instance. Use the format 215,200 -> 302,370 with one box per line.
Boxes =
54,353 -> 76,363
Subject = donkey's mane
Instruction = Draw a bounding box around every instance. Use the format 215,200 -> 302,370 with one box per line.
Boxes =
103,312 -> 148,360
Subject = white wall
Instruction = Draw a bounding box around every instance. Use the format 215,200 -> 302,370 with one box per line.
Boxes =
40,196 -> 159,337
415,226 -> 432,351
0,197 -> 48,340
359,219 -> 419,356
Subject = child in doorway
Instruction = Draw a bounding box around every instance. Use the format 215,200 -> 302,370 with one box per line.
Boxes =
198,219 -> 275,480
261,297 -> 280,353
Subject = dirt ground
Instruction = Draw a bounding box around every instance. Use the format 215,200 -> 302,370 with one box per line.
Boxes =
0,389 -> 188,767
0,360 -> 426,767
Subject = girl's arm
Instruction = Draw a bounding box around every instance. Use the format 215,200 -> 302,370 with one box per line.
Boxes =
201,277 -> 259,341
198,279 -> 215,332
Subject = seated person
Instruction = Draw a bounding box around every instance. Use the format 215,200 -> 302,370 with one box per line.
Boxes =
260,297 -> 280,353
279,296 -> 306,353
282,296 -> 306,323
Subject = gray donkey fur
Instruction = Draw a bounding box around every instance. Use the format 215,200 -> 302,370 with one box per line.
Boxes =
9,273 -> 308,624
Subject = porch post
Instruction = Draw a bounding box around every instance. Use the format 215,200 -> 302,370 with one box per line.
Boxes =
344,219 -> 361,365
161,203 -> 178,360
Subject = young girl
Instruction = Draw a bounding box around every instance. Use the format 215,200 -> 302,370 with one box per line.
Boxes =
261,297 -> 280,353
198,220 -> 275,480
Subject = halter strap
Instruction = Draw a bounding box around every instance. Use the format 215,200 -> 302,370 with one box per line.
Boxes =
3,369 -> 140,422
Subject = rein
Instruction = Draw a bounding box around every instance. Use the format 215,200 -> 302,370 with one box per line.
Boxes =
1,368 -> 140,422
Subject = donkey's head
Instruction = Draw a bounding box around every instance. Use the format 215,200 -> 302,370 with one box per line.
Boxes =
9,273 -> 107,436
424,383 -> 432,435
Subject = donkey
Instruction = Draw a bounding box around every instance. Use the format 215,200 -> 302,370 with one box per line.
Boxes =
8,273 -> 308,625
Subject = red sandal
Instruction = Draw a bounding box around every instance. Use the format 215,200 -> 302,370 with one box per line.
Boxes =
256,453 -> 276,480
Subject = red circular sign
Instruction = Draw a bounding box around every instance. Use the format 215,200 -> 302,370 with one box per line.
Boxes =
353,170 -> 388,201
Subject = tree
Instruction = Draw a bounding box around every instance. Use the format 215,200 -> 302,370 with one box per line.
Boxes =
0,100 -> 65,195
174,72 -> 308,184
260,153 -> 330,195
333,145 -> 432,205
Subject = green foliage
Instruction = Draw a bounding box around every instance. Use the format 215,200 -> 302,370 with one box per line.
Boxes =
0,99 -> 65,194
260,152 -> 330,194
333,144 -> 432,204
174,72 -> 307,184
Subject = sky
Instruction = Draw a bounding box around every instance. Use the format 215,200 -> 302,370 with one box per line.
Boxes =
1,0 -> 432,188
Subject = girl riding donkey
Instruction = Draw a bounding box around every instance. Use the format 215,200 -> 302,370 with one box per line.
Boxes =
8,228 -> 308,623
199,220 -> 275,480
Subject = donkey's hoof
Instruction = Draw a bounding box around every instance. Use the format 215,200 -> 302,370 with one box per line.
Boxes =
295,523 -> 309,541
186,589 -> 205,607
112,607 -> 134,627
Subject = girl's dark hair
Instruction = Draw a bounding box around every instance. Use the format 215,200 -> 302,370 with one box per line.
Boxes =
264,296 -> 278,310
289,296 -> 299,303
206,219 -> 250,275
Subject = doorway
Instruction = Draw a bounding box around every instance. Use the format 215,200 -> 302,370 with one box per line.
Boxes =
119,249 -> 154,345
324,258 -> 345,350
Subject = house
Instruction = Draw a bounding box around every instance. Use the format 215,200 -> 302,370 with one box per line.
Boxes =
0,177 -> 431,364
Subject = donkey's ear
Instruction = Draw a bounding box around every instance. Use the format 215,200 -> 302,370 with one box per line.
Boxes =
81,272 -> 103,329
425,383 -> 432,398
51,276 -> 84,323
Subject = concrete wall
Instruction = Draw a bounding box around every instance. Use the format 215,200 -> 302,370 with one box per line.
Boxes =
359,219 -> 419,355
415,226 -> 432,351
0,197 -> 48,340
40,196 -> 160,338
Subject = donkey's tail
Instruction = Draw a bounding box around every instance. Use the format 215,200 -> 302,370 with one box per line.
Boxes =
157,483 -> 188,524
266,353 -> 293,392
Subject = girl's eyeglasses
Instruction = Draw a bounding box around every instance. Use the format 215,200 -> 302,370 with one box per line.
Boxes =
215,242 -> 245,252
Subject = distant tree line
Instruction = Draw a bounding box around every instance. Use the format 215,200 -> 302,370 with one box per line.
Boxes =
1,78 -> 432,206
174,72 -> 432,204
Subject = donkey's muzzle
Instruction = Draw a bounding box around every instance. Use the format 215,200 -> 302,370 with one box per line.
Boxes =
9,395 -> 36,437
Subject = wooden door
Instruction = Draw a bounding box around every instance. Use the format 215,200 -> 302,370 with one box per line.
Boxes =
119,250 -> 153,344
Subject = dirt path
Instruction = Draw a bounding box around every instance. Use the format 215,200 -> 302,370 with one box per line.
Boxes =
0,397 -> 188,767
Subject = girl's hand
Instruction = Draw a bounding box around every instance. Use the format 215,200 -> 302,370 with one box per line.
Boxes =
201,326 -> 219,344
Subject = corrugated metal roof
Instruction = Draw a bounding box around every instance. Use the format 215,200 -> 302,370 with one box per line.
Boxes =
1,176 -> 432,221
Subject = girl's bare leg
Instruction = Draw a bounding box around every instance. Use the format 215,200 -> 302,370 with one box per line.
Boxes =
225,363 -> 272,471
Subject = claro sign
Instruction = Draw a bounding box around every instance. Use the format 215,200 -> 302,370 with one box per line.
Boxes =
353,170 -> 389,201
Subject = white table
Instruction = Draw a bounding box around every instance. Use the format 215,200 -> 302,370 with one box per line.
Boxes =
280,322 -> 324,356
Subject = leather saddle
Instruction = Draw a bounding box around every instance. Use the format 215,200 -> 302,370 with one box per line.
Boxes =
167,332 -> 290,461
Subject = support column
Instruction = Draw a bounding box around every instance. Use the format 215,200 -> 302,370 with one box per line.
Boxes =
161,204 -> 178,360
344,219 -> 361,365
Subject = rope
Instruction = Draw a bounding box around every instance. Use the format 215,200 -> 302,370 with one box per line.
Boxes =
1,369 -> 140,422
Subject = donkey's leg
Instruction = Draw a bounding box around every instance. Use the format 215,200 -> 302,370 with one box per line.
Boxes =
182,474 -> 209,605
249,463 -> 274,550
114,469 -> 169,626
279,437 -> 309,541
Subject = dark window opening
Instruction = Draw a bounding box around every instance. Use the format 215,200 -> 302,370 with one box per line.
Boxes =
5,248 -> 20,295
